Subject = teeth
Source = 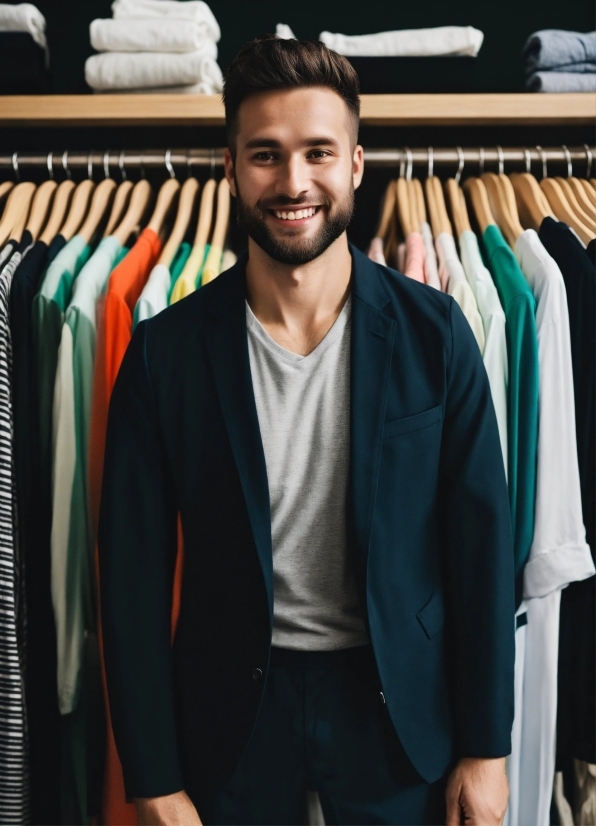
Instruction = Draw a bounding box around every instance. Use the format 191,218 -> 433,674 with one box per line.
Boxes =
274,207 -> 317,220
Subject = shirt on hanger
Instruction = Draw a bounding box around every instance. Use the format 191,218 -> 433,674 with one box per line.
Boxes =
170,241 -> 208,302
459,230 -> 508,472
167,240 -> 192,299
134,263 -> 171,326
403,231 -> 426,283
367,237 -> 387,266
420,222 -> 441,290
436,232 -> 485,351
483,224 -> 539,603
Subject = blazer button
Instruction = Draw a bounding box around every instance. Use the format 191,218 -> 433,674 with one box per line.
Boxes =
252,667 -> 263,681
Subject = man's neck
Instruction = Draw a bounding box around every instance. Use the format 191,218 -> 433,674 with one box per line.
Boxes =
245,233 -> 352,357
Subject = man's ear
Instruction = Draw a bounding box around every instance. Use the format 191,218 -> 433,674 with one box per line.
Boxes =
223,149 -> 237,197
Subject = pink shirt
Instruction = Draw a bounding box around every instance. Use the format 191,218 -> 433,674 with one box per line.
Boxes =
404,231 -> 426,284
367,236 -> 387,266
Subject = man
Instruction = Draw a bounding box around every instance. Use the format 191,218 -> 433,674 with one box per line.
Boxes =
99,35 -> 515,826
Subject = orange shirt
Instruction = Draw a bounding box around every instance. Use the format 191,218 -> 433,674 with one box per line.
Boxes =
89,229 -> 163,826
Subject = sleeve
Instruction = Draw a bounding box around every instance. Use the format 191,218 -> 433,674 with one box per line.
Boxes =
98,320 -> 184,798
439,298 -> 516,758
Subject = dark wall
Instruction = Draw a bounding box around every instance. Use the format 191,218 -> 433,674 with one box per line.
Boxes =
37,0 -> 595,94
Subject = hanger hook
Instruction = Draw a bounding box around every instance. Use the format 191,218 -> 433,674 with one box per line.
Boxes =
140,150 -> 146,180
88,150 -> 94,181
47,151 -> 54,181
398,148 -> 406,179
524,148 -> 531,174
496,145 -> 504,175
62,149 -> 71,180
11,151 -> 19,182
454,146 -> 465,185
478,147 -> 485,176
186,149 -> 192,179
427,146 -> 434,178
103,149 -> 111,179
165,148 -> 175,179
584,144 -> 593,178
562,145 -> 572,178
405,147 -> 413,181
118,150 -> 127,181
536,145 -> 547,179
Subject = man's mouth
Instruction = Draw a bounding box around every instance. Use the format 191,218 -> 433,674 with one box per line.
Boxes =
269,206 -> 321,221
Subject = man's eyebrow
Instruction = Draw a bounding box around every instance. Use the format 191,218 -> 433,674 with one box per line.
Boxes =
242,136 -> 340,150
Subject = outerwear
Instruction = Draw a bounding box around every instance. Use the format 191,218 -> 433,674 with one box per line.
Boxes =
526,72 -> 596,92
483,225 -> 539,602
522,30 -> 596,73
208,646 -> 448,825
319,26 -> 484,57
85,51 -> 222,92
112,0 -> 221,41
90,18 -> 218,54
539,217 -> 595,766
99,245 -> 515,809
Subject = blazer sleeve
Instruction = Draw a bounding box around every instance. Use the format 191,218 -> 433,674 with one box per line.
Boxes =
98,320 -> 184,798
439,298 -> 515,758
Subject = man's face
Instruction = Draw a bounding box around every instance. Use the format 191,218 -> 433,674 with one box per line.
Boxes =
224,86 -> 364,266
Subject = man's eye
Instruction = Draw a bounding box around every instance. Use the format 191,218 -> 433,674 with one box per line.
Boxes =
253,152 -> 275,161
309,151 -> 330,159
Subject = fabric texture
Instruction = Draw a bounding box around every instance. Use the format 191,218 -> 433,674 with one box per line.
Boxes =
0,248 -> 29,824
421,222 -> 441,290
319,26 -> 484,57
526,72 -> 596,92
247,297 -> 368,651
403,231 -> 425,284
459,230 -> 507,471
209,646 -> 448,825
98,246 -> 515,809
90,17 -> 218,54
170,243 -> 207,303
436,232 -> 485,351
85,51 -> 223,92
111,0 -> 220,41
134,263 -> 171,326
539,217 -> 595,766
483,224 -> 539,604
522,29 -> 596,73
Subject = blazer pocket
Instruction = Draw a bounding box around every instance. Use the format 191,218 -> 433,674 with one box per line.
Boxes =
416,590 -> 445,639
383,405 -> 443,440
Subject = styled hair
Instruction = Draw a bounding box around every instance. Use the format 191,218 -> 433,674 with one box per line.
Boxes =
223,34 -> 360,151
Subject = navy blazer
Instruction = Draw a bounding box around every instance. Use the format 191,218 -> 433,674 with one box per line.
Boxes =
99,245 -> 515,809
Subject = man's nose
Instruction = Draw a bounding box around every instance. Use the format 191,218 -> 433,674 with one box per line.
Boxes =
273,157 -> 311,201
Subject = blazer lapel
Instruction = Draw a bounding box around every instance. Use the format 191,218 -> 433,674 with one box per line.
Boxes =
349,246 -> 396,569
204,258 -> 274,625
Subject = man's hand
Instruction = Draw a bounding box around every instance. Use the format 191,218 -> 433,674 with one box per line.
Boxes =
445,757 -> 509,825
134,790 -> 202,825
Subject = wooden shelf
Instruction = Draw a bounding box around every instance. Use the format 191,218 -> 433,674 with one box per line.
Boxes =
0,93 -> 593,127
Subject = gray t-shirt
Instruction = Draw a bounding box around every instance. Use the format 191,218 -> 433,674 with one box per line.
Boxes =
246,296 -> 369,651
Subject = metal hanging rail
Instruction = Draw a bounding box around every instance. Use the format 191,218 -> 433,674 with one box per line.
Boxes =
1,146 -> 594,178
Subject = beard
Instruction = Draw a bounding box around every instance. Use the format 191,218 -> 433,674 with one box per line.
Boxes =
234,179 -> 355,266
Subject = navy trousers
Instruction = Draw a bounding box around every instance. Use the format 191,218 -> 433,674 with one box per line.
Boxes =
207,645 -> 448,825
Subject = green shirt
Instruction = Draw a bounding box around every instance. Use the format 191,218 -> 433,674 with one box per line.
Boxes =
167,241 -> 192,301
482,225 -> 539,601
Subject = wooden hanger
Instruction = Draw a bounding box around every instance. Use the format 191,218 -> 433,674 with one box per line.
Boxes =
59,180 -> 95,241
157,177 -> 200,268
112,179 -> 153,246
39,180 -> 76,245
431,177 -> 453,236
555,177 -> 596,231
407,179 -> 421,233
412,178 -> 427,225
77,178 -> 117,245
424,177 -> 441,239
0,182 -> 36,247
463,178 -> 495,234
579,179 -> 596,209
201,178 -> 231,286
509,172 -> 553,230
541,178 -> 593,245
481,173 -> 520,247
445,178 -> 470,238
24,179 -> 58,242
568,177 -> 596,217
177,177 -> 217,284
146,178 -> 180,236
499,175 -> 525,238
376,180 -> 396,240
395,177 -> 413,237
103,180 -> 133,237
0,182 -> 14,206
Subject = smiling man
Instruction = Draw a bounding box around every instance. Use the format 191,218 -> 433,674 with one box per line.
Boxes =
99,35 -> 515,826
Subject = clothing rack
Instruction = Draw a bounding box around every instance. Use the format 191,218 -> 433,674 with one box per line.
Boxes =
2,145 -> 595,178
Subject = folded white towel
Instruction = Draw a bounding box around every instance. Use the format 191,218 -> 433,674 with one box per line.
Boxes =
319,26 -> 484,57
90,18 -> 217,55
276,23 -> 297,40
0,2 -> 47,51
85,51 -> 223,91
112,0 -> 220,42
97,81 -> 217,94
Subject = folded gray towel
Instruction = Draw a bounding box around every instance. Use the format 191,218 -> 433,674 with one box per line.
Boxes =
535,61 -> 594,74
526,71 -> 596,92
523,29 -> 596,73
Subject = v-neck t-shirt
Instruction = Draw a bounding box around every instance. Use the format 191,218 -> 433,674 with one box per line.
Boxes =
247,295 -> 368,651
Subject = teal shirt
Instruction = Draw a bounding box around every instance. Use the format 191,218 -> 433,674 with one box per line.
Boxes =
483,225 -> 539,601
167,241 -> 192,301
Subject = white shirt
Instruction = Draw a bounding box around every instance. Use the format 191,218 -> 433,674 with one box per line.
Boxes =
435,232 -> 486,352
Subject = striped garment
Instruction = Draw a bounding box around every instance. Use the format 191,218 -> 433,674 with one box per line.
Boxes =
0,249 -> 29,824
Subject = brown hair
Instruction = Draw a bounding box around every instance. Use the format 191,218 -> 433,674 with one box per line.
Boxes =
223,34 -> 360,152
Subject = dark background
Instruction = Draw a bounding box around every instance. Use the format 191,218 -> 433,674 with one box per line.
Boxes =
33,0 -> 595,94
